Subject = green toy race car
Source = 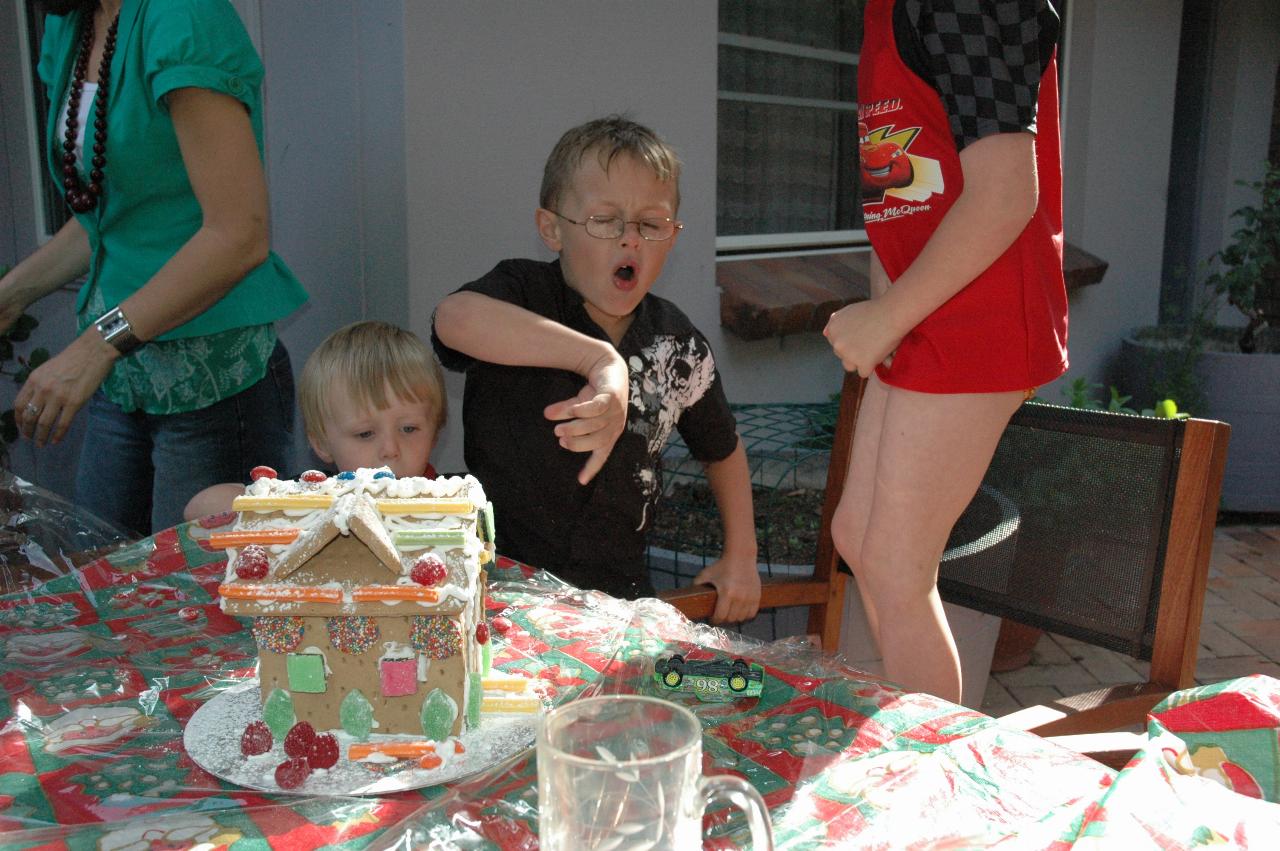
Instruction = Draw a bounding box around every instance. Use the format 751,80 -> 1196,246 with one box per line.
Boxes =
653,654 -> 765,702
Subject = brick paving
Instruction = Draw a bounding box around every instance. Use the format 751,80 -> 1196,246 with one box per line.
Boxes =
979,524 -> 1280,716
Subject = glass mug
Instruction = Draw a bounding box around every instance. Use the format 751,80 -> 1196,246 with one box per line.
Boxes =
537,694 -> 774,850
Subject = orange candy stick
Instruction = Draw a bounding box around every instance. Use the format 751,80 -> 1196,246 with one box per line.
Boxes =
218,583 -> 341,604
208,529 -> 301,548
348,741 -> 436,761
351,585 -> 439,603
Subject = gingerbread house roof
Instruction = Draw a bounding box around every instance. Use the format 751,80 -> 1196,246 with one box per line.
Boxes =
273,493 -> 401,580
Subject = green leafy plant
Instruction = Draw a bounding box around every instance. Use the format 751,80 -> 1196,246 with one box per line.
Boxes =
1060,377 -> 1137,414
1204,161 -> 1280,354
0,265 -> 50,462
1060,375 -> 1190,419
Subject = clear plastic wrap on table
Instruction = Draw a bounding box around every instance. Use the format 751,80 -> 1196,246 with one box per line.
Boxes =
0,471 -> 130,594
6,520 -> 1280,849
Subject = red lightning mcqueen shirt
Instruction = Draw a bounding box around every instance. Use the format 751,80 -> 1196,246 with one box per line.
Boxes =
859,0 -> 1069,393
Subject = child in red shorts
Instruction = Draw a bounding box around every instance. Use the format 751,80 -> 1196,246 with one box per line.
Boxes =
824,0 -> 1068,702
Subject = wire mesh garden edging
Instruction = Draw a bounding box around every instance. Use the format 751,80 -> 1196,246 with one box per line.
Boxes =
645,400 -> 838,641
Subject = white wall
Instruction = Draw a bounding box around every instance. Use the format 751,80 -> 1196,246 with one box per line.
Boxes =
258,0 -> 408,466
404,1 -> 729,472
1056,0 -> 1185,398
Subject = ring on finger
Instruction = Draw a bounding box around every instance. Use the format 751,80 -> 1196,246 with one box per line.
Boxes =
23,402 -> 39,417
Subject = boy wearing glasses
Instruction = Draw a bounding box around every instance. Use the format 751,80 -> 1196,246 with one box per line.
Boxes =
432,116 -> 759,623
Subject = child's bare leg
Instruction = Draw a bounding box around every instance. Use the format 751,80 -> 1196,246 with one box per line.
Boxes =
859,385 -> 1023,702
831,375 -> 891,647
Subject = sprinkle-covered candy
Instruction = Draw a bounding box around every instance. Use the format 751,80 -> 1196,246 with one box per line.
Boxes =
410,555 -> 448,587
475,622 -> 490,645
300,469 -> 327,483
250,465 -> 278,481
373,470 -> 395,479
234,544 -> 270,580
308,732 -> 339,770
240,720 -> 273,756
413,615 -> 461,659
252,616 -> 305,654
326,616 -> 379,654
337,471 -> 356,480
275,757 -> 310,789
283,721 -> 317,759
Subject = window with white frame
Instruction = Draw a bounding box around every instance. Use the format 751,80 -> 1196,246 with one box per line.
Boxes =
717,0 -> 865,253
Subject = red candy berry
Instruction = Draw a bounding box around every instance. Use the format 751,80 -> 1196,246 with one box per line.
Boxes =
234,544 -> 270,580
250,465 -> 278,481
274,757 -> 311,789
491,616 -> 512,635
410,555 -> 448,587
475,622 -> 490,645
307,732 -> 339,770
300,470 -> 327,483
240,720 -> 273,756
283,721 -> 317,759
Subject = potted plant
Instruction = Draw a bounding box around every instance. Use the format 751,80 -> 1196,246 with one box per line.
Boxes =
0,265 -> 51,470
1119,162 -> 1280,511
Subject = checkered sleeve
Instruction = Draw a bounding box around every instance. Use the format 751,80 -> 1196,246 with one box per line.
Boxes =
912,0 -> 1061,151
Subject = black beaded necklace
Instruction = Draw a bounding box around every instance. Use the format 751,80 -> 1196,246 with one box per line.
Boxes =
61,10 -> 119,214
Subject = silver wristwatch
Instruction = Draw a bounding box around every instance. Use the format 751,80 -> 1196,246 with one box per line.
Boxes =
94,305 -> 143,355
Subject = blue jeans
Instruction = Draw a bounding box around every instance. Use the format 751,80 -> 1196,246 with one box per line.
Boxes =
75,341 -> 296,536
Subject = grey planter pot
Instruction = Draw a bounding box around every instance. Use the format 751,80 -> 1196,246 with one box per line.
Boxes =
1120,334 -> 1280,512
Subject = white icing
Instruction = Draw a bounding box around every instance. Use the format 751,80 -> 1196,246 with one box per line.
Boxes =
380,641 -> 414,661
418,654 -> 431,682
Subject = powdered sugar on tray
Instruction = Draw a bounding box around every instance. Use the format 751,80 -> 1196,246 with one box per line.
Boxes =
184,681 -> 535,795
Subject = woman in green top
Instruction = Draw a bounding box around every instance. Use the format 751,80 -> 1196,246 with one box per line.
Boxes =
0,0 -> 308,534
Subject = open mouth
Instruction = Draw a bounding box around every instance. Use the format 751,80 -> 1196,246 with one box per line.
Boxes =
614,264 -> 637,288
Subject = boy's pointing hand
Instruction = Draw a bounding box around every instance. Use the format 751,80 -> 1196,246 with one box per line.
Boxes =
545,349 -> 630,485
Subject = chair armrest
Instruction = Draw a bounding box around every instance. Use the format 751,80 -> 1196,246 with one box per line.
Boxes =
656,576 -> 836,622
1000,682 -> 1169,736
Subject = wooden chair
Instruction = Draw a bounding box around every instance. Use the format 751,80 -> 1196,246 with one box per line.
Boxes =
657,372 -> 868,652
660,370 -> 1231,771
952,403 -> 1231,767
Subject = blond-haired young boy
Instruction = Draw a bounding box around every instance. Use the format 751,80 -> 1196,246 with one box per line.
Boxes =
433,116 -> 759,622
183,320 -> 445,519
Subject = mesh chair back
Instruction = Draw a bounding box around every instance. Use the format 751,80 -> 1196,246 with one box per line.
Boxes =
938,403 -> 1184,660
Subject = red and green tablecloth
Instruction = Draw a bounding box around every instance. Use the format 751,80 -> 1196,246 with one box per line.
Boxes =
3,516 -> 1280,848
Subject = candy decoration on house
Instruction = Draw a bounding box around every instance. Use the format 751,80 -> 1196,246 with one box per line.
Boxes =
216,468 -> 496,737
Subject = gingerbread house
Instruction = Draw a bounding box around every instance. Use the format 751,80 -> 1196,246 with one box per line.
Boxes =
216,468 -> 494,737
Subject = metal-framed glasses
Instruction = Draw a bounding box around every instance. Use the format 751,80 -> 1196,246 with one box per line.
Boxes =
549,211 -> 682,241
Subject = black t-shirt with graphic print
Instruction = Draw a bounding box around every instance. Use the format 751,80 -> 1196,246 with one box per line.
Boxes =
431,258 -> 739,600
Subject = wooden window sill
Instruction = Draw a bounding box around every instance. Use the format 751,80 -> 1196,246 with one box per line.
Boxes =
717,241 -> 1108,341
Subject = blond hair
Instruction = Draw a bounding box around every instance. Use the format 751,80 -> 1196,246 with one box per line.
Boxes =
300,321 -> 446,440
539,115 -> 682,213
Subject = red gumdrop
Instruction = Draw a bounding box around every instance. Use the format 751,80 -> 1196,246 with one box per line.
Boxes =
240,720 -> 273,756
283,721 -> 317,759
475,622 -> 490,645
234,544 -> 270,580
307,732 -> 339,770
491,616 -> 512,634
410,555 -> 448,587
250,465 -> 278,481
274,757 -> 311,789
300,470 -> 327,483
